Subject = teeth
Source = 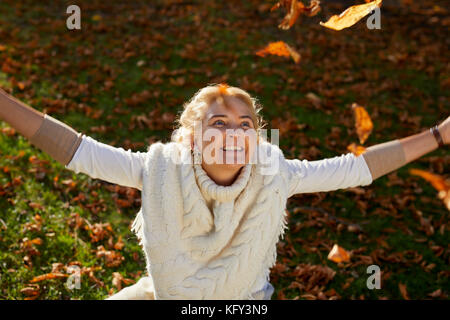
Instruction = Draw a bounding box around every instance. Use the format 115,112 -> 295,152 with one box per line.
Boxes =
223,146 -> 243,151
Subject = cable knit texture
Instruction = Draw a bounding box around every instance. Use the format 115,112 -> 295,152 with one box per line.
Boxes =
66,135 -> 374,299
131,140 -> 290,299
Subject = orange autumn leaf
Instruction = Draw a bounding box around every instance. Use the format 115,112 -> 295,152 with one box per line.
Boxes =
218,83 -> 230,94
327,244 -> 351,263
320,0 -> 383,31
409,169 -> 450,211
30,273 -> 68,283
352,103 -> 373,144
347,142 -> 367,156
255,41 -> 301,64
271,0 -> 321,30
22,238 -> 43,248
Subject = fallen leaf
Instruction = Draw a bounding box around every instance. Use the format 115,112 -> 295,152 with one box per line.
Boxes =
428,289 -> 442,298
30,272 -> 68,283
398,283 -> 410,300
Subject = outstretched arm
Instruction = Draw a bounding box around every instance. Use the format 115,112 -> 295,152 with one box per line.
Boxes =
0,87 -> 146,190
0,88 -> 82,165
286,117 -> 448,197
362,117 -> 448,180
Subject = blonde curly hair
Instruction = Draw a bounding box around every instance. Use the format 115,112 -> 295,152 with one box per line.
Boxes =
171,83 -> 267,148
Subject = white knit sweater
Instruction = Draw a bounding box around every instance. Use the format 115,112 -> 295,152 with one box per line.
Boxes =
66,135 -> 373,299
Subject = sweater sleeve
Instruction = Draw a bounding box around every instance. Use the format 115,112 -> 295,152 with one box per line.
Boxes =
285,152 -> 373,197
65,135 -> 147,191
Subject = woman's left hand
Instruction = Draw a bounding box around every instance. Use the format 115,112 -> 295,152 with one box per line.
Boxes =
437,116 -> 450,145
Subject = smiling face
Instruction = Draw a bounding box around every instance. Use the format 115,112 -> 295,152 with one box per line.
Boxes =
193,95 -> 258,174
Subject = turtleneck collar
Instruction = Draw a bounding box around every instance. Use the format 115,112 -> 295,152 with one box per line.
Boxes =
193,162 -> 252,203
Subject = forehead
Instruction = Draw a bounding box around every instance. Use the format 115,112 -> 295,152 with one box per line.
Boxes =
205,96 -> 250,117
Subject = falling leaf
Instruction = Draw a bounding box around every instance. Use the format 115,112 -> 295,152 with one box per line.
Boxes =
271,0 -> 321,30
0,44 -> 6,51
320,0 -> 383,31
409,169 -> 450,211
255,41 -> 301,64
327,244 -> 351,263
347,142 -> 367,156
218,83 -> 230,94
351,103 -> 373,144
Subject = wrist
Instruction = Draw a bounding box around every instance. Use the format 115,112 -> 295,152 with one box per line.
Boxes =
431,125 -> 445,147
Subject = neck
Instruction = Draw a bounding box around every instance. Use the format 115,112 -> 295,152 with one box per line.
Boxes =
201,163 -> 243,186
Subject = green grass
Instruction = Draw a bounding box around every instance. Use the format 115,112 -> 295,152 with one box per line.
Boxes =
0,0 -> 449,300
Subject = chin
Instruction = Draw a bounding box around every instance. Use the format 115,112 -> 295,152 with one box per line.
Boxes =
221,162 -> 245,171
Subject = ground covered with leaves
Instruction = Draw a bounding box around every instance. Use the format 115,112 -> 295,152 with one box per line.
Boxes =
0,0 -> 448,300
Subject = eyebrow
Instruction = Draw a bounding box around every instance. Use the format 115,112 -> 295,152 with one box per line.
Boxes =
208,114 -> 253,121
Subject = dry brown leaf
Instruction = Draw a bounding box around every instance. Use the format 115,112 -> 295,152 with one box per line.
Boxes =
327,244 -> 351,263
428,289 -> 443,298
96,245 -> 124,267
398,283 -> 410,300
112,272 -> 134,291
20,284 -> 40,297
114,235 -> 125,251
271,0 -> 321,30
320,0 -> 383,31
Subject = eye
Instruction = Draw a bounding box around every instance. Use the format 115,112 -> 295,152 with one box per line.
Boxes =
213,119 -> 225,126
241,121 -> 251,128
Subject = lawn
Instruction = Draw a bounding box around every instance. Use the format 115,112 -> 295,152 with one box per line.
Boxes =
0,0 -> 448,300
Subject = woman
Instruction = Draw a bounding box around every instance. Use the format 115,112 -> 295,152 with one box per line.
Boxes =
0,84 -> 448,300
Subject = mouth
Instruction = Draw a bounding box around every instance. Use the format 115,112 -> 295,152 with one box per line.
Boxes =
222,146 -> 244,152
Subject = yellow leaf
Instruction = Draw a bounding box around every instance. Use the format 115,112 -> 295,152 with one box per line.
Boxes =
320,0 -> 383,31
352,103 -> 373,144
